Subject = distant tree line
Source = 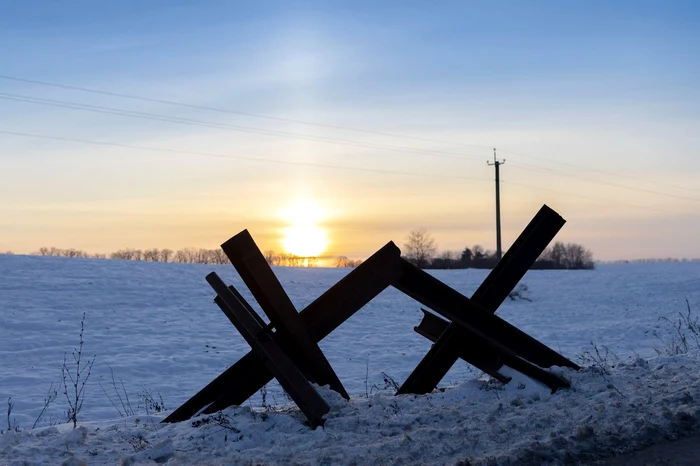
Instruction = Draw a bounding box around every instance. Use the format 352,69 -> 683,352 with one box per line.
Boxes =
33,246 -> 230,264
402,229 -> 595,270
16,244 -> 698,268
334,256 -> 363,268
605,258 -> 700,264
262,251 -> 363,268
263,251 -> 318,267
29,246 -> 365,268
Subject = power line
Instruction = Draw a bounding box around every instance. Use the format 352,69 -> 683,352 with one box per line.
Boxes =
0,92 -> 488,163
500,178 -> 685,216
1,129 -> 688,216
499,147 -> 700,194
509,161 -> 700,203
4,74 -> 697,195
0,74 -> 494,150
3,74 -> 698,196
2,77 -> 698,202
5,91 -> 700,205
0,129 -> 493,182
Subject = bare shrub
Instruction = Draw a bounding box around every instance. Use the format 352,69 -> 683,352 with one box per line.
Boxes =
61,313 -> 96,428
4,397 -> 19,433
577,341 -> 624,397
653,299 -> 700,355
32,382 -> 58,429
139,389 -> 166,416
98,364 -> 135,418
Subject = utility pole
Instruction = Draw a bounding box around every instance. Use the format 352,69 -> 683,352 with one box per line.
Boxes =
487,149 -> 505,262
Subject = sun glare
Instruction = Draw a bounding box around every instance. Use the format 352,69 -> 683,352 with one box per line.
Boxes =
280,199 -> 329,257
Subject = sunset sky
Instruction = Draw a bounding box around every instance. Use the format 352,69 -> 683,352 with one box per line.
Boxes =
1,1 -> 699,261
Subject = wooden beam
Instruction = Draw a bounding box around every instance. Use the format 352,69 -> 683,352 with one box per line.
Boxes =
206,272 -> 329,429
395,259 -> 578,369
471,204 -> 565,311
226,285 -> 268,329
221,230 -> 349,399
163,242 -> 402,423
397,205 -> 575,395
413,309 -> 510,384
415,310 -> 571,392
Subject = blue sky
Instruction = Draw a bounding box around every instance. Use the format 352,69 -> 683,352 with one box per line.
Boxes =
1,1 -> 699,259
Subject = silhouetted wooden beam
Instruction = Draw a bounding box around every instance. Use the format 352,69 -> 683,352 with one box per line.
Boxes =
397,205 -> 576,395
225,285 -> 268,329
416,310 -> 570,392
221,230 -> 349,400
206,272 -> 329,429
163,242 -> 402,423
395,259 -> 578,369
413,309 -> 511,384
471,204 -> 565,311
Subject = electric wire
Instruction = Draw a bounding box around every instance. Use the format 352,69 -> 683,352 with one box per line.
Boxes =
0,130 -> 492,182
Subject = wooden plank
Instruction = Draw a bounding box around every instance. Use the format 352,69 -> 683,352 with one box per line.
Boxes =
395,258 -> 578,369
413,309 -> 510,384
397,270 -> 577,394
471,204 -> 565,312
162,351 -> 266,423
301,242 -> 402,340
206,272 -> 329,428
164,242 -> 402,422
396,206 -> 572,395
226,285 -> 268,329
415,310 -> 571,392
221,230 -> 349,400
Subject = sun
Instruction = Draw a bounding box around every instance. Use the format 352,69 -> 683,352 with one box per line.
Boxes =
280,199 -> 329,257
282,225 -> 328,257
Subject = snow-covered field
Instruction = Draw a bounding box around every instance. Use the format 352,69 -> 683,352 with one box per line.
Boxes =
1,254 -> 700,465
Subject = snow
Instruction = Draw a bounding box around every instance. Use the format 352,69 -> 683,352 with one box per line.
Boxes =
1,254 -> 700,464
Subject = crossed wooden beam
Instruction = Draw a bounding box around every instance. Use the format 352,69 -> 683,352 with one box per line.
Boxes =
163,204 -> 580,428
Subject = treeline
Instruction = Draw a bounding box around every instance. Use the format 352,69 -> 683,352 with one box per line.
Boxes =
605,258 -> 700,264
262,251 -> 362,268
33,246 -> 230,264
28,239 -> 594,270
30,246 -> 364,268
263,251 -> 318,267
423,242 -> 595,270
402,229 -> 595,270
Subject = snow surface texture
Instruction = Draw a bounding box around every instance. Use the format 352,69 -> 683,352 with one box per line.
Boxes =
1,255 -> 700,464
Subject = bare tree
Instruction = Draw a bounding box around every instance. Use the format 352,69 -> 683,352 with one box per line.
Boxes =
174,248 -> 191,263
306,257 -> 318,267
210,249 -> 228,265
143,248 -> 160,262
159,249 -> 173,263
536,241 -> 595,269
263,250 -> 277,265
403,228 -> 437,268
335,256 -> 354,268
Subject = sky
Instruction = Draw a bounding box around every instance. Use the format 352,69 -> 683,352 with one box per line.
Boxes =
1,0 -> 699,261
